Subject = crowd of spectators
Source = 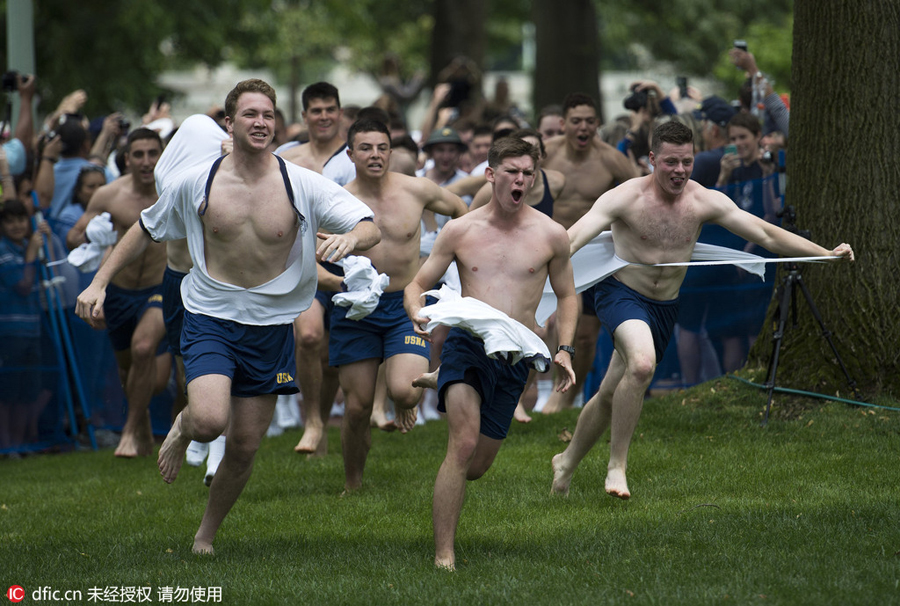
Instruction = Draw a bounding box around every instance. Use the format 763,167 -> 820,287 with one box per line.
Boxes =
0,45 -> 789,454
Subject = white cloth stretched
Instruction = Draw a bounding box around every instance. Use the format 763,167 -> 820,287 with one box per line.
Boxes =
141,115 -> 374,326
67,212 -> 117,272
154,114 -> 226,194
535,231 -> 772,325
419,284 -> 551,372
331,255 -> 390,320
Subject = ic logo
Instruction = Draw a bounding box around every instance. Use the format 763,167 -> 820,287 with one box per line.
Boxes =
6,586 -> 24,603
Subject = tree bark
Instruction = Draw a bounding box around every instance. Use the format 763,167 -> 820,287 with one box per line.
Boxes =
430,0 -> 486,85
532,0 -> 602,121
749,0 -> 900,397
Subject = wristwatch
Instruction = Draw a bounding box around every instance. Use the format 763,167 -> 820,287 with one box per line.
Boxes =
557,345 -> 575,360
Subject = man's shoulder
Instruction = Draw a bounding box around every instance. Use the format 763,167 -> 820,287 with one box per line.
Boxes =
543,136 -> 565,156
280,143 -> 315,167
90,177 -> 124,205
280,155 -> 333,185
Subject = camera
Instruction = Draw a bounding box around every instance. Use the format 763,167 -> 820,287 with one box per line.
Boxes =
759,150 -> 774,164
118,117 -> 131,132
1,70 -> 19,92
623,85 -> 648,112
776,205 -> 811,240
734,39 -> 748,52
676,76 -> 689,99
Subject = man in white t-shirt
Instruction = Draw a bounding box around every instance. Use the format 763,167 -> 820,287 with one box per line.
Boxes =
76,79 -> 380,555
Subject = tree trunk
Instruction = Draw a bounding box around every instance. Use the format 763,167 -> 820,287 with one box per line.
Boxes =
430,0 -> 486,86
532,0 -> 602,121
748,0 -> 900,397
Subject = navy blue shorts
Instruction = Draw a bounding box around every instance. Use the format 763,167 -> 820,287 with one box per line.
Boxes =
312,260 -> 343,319
181,311 -> 299,397
581,288 -> 597,318
162,266 -> 187,356
437,327 -> 530,440
104,282 -> 167,354
313,289 -> 336,319
592,277 -> 679,363
329,290 -> 430,366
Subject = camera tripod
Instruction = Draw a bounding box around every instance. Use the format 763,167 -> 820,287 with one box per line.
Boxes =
761,259 -> 858,426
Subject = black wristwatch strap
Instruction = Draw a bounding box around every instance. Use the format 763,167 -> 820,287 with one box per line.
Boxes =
557,345 -> 575,359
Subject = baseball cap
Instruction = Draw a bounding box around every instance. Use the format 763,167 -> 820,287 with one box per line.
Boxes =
692,96 -> 736,127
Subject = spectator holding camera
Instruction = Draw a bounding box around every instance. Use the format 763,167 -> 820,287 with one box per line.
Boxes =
617,80 -> 677,174
40,115 -> 95,220
716,112 -> 778,193
0,73 -> 37,181
689,96 -> 737,188
729,46 -> 790,138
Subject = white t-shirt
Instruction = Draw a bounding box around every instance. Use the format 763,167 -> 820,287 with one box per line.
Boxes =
141,157 -> 373,326
322,143 -> 356,186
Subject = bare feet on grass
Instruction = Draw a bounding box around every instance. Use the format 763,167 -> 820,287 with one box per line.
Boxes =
294,426 -> 324,454
369,410 -> 397,432
394,406 -> 418,433
550,453 -> 572,496
157,416 -> 191,484
605,467 -> 631,500
513,402 -> 532,423
192,536 -> 215,555
114,431 -> 153,458
434,556 -> 455,571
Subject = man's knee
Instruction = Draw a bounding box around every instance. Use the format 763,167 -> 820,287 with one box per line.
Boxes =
190,415 -> 228,443
297,326 -> 324,350
390,384 -> 422,409
222,435 -> 259,467
447,435 -> 479,470
344,394 -> 374,422
131,334 -> 161,362
626,356 -> 655,385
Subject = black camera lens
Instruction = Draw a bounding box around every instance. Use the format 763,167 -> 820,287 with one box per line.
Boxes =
1,70 -> 19,92
623,88 -> 648,112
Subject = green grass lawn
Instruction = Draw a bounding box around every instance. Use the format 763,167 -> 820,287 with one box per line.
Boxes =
2,374 -> 899,605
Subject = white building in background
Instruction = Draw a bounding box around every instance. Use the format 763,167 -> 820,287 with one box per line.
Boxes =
156,62 -> 722,135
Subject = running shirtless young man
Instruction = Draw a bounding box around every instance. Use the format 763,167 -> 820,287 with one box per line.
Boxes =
68,128 -> 171,458
542,93 -> 639,413
337,119 -> 467,492
76,79 -> 380,554
551,121 -> 854,500
279,82 -> 356,456
404,137 -> 578,570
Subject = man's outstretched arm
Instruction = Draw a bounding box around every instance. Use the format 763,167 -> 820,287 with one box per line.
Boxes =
316,218 -> 381,263
75,221 -> 153,327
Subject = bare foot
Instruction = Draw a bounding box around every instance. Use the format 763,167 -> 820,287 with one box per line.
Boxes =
157,416 -> 191,484
514,403 -> 532,424
550,452 -> 572,496
192,538 -> 215,555
308,432 -> 328,459
340,483 -> 361,497
605,467 -> 631,500
434,557 -> 456,571
369,411 -> 398,432
294,426 -> 323,454
412,369 -> 438,390
394,406 -> 418,434
114,431 -> 152,458
541,393 -> 571,415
